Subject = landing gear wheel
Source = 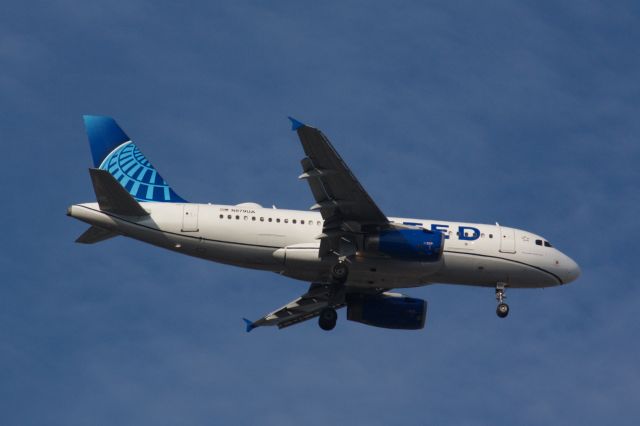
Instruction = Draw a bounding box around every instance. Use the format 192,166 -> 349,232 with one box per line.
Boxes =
318,308 -> 337,331
496,303 -> 509,318
495,284 -> 509,318
331,262 -> 349,284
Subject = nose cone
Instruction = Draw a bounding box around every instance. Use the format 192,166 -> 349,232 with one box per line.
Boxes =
561,255 -> 581,284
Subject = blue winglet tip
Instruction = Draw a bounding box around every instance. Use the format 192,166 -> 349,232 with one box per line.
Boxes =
288,116 -> 305,131
242,318 -> 256,333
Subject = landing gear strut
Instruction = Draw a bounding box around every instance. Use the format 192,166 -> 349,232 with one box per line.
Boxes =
319,260 -> 349,331
319,260 -> 348,331
318,307 -> 337,331
495,284 -> 509,318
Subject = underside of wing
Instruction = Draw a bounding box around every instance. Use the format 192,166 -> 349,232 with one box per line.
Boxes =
243,283 -> 345,331
243,284 -> 427,332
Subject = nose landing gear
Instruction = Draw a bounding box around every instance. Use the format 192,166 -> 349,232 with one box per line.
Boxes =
495,283 -> 509,318
496,302 -> 509,318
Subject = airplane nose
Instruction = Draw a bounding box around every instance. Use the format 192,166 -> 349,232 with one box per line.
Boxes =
562,256 -> 581,284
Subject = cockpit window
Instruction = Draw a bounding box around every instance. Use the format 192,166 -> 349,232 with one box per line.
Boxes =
536,239 -> 553,247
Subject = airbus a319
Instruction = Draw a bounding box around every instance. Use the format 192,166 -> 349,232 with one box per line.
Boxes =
68,116 -> 580,332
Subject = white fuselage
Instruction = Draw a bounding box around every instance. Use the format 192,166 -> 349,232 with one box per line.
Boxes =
68,202 -> 581,290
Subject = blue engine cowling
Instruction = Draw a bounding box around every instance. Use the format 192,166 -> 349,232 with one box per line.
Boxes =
365,228 -> 444,261
346,293 -> 427,330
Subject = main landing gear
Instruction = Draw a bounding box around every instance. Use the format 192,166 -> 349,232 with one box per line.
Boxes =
318,260 -> 349,331
331,261 -> 349,284
318,307 -> 338,331
495,283 -> 509,318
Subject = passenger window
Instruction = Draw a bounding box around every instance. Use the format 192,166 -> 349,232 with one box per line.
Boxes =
292,219 -> 297,224
252,216 -> 256,221
235,215 -> 240,220
268,218 -> 272,222
535,239 -> 542,246
276,218 -> 280,223
260,217 -> 264,222
301,220 -> 305,224
244,216 -> 248,221
219,214 -> 223,219
227,215 -> 232,219
284,219 -> 289,224
489,234 -> 493,238
317,221 -> 322,226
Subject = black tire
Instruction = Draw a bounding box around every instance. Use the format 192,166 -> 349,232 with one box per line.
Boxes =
496,303 -> 509,318
318,308 -> 338,331
331,262 -> 349,284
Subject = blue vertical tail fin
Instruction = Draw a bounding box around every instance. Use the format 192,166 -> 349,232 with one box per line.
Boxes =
82,115 -> 186,203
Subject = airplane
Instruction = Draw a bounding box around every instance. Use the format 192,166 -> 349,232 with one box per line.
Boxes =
67,115 -> 581,332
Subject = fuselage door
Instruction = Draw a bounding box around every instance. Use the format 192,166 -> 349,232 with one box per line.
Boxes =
499,226 -> 516,253
181,204 -> 199,232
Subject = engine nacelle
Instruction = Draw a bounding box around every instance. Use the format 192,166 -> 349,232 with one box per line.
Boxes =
346,292 -> 427,330
365,228 -> 444,261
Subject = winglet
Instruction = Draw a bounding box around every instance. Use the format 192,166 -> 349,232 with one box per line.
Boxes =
288,116 -> 305,131
243,318 -> 256,333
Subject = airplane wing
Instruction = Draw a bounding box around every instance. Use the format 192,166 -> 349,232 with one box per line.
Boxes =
289,117 -> 389,256
243,283 -> 346,331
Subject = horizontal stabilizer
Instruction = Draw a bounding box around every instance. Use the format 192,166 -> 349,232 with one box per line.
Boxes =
89,168 -> 149,216
75,226 -> 118,244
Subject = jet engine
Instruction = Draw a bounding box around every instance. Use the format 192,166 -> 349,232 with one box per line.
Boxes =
364,228 -> 444,261
346,292 -> 427,330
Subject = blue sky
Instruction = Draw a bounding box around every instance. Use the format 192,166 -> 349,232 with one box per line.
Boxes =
1,1 -> 639,424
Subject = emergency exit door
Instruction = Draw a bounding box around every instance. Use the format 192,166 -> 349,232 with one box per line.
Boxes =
499,226 -> 516,253
181,204 -> 199,232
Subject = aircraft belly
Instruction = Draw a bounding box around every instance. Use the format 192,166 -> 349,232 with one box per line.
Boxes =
123,227 -> 282,270
280,255 -> 443,288
198,239 -> 281,269
434,251 -> 559,288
